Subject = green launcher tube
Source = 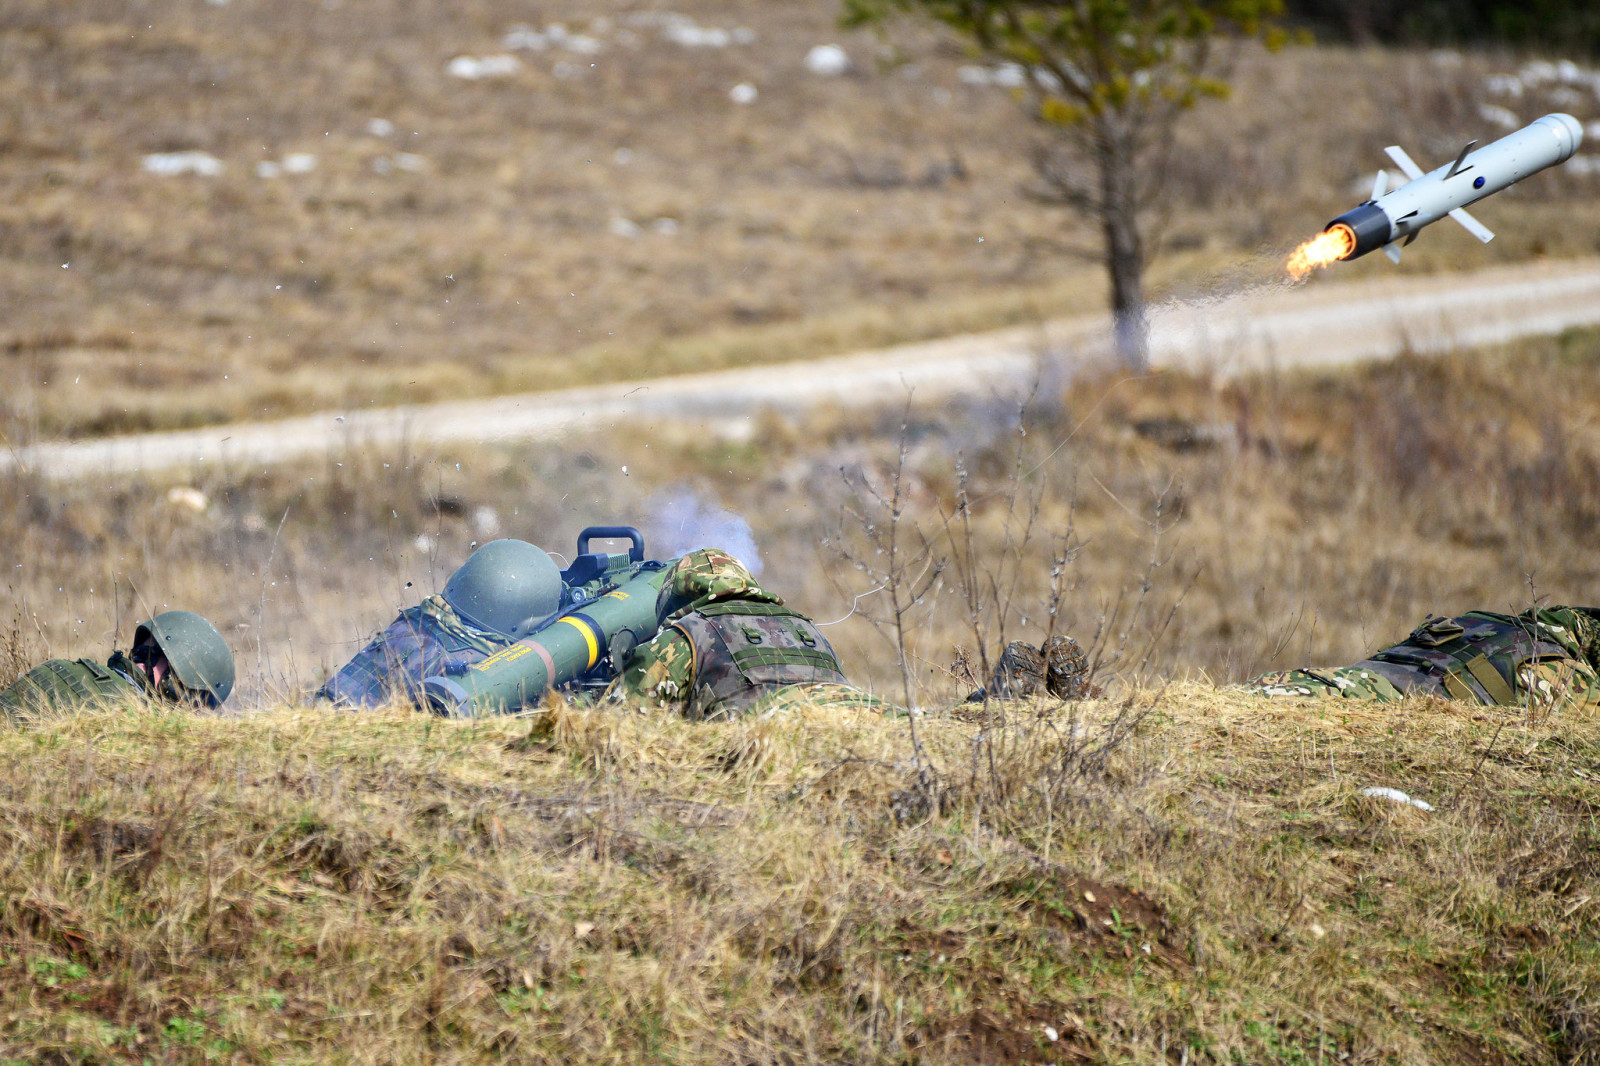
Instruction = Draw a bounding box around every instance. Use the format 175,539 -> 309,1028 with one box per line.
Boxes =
421,561 -> 674,717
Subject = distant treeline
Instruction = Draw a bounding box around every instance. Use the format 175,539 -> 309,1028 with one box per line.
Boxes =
1284,0 -> 1600,55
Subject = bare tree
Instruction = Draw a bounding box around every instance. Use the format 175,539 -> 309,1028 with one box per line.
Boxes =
844,0 -> 1285,371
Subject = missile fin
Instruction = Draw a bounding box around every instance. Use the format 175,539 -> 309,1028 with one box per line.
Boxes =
1445,140 -> 1477,178
1383,242 -> 1403,264
1448,207 -> 1495,244
1385,145 -> 1426,181
1371,169 -> 1387,201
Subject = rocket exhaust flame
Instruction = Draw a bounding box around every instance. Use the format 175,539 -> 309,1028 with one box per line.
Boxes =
1286,225 -> 1357,281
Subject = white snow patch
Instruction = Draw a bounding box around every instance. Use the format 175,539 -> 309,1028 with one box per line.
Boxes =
1477,103 -> 1521,130
804,44 -> 850,77
143,151 -> 224,177
729,81 -> 758,104
1566,155 -> 1600,176
608,217 -> 642,238
366,117 -> 395,137
447,54 -> 521,80
256,160 -> 282,179
282,153 -> 317,174
1361,786 -> 1434,812
613,147 -> 634,165
652,217 -> 680,236
394,152 -> 424,172
1483,73 -> 1524,97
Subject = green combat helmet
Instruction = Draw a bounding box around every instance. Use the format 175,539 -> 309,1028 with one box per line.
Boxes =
441,539 -> 563,639
134,610 -> 235,707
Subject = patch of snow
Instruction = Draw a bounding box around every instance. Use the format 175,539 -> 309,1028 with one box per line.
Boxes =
143,151 -> 224,177
366,117 -> 395,137
447,54 -> 521,80
1588,121 -> 1600,141
652,217 -> 680,236
256,160 -> 282,178
1361,786 -> 1433,811
804,44 -> 850,77
1520,60 -> 1558,85
1548,87 -> 1585,107
667,23 -> 730,47
504,25 -> 549,50
1430,49 -> 1463,67
613,147 -> 634,165
282,153 -> 317,174
1566,155 -> 1599,176
563,35 -> 603,55
1483,73 -> 1524,98
608,217 -> 642,238
1477,104 -> 1520,130
552,61 -> 585,79
729,81 -> 758,104
394,152 -> 424,172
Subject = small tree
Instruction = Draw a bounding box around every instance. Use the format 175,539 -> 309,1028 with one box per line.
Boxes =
844,0 -> 1284,371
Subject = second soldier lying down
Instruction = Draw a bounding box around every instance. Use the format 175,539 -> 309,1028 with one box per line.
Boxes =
318,539 -> 564,708
1247,604 -> 1600,715
605,548 -> 887,719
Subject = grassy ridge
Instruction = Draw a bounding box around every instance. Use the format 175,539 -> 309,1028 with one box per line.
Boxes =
3,690 -> 1598,1064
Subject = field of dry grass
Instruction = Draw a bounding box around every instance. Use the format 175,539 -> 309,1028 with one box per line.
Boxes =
3,684 -> 1599,1064
4,0 -> 1600,441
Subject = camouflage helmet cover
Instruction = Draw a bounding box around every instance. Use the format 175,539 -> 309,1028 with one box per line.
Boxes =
659,547 -> 781,620
134,610 -> 235,706
441,539 -> 563,638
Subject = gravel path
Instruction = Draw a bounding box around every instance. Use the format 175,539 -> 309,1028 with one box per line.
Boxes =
10,258 -> 1600,481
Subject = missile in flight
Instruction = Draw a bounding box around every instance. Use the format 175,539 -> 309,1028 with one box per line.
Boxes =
1288,113 -> 1583,277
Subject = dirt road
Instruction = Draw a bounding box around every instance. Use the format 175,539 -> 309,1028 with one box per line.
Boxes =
10,258 -> 1600,480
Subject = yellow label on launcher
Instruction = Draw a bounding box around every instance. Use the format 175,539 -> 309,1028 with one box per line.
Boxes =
473,644 -> 530,671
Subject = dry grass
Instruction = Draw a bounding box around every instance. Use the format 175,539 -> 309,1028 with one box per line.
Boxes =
3,684 -> 1599,1064
4,0 -> 1600,440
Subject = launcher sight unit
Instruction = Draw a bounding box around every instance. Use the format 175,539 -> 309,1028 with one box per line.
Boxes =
421,525 -> 676,717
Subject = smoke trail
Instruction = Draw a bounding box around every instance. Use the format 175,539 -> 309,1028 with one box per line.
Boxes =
642,487 -> 763,575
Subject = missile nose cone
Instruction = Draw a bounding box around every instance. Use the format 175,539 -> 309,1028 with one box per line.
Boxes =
1539,113 -> 1583,160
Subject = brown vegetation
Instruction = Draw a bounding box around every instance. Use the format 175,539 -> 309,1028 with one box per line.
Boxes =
3,0 -> 1600,439
2,683 -> 1599,1063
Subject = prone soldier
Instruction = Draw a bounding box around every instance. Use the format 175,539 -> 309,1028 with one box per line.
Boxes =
605,548 -> 888,718
318,539 -> 563,708
1248,605 -> 1600,716
0,610 -> 235,727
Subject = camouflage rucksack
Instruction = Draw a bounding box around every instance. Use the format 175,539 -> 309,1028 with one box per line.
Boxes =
670,601 -> 849,720
1350,611 -> 1573,705
318,595 -> 513,708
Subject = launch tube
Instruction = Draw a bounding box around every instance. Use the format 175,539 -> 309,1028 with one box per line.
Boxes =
421,559 -> 674,716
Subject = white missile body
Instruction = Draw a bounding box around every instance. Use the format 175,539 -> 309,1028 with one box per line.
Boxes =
1326,112 -> 1582,263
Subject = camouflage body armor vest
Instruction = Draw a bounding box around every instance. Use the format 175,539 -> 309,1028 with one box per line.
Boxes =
670,602 -> 848,720
1351,611 -> 1572,706
0,655 -> 142,725
319,595 -> 512,708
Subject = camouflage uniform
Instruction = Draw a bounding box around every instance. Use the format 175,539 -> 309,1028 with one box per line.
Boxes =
318,594 -> 512,708
606,548 -> 890,719
0,652 -> 155,728
1248,606 -> 1600,715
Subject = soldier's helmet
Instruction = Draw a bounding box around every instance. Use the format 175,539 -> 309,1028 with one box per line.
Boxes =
658,547 -> 776,618
442,539 -> 563,638
134,610 -> 235,707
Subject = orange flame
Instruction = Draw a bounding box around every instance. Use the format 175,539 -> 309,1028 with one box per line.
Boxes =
1286,224 -> 1357,280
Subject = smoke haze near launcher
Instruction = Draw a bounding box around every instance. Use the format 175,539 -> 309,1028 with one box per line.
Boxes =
642,488 -> 764,575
